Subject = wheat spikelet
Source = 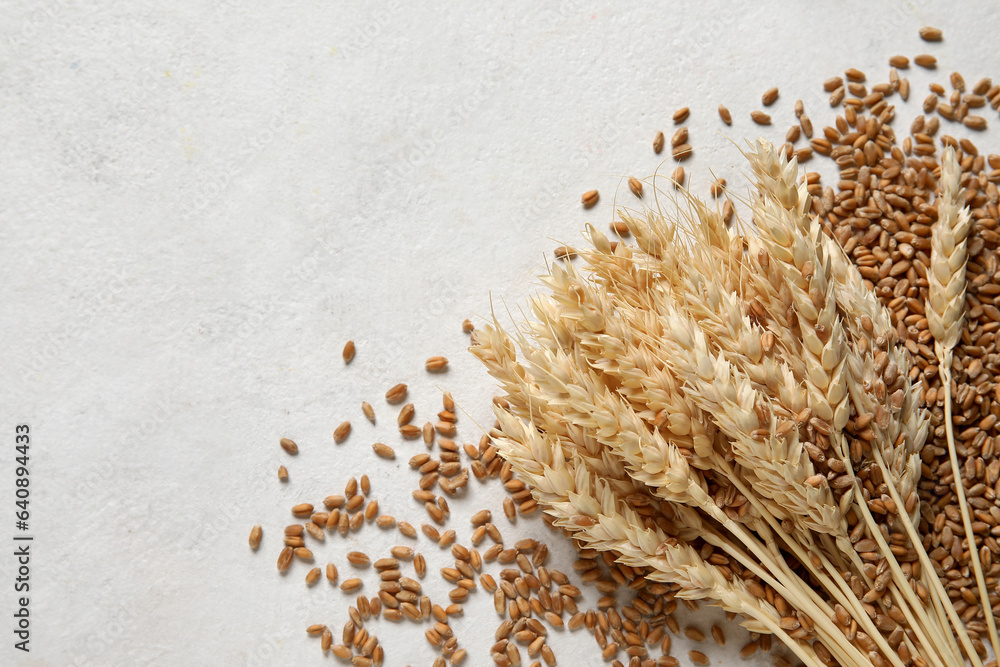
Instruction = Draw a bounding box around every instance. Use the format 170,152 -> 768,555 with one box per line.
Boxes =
928,147 -> 972,349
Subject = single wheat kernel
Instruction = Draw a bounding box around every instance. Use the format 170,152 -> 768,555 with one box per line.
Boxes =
761,86 -> 779,106
919,26 -> 943,41
964,115 -> 987,130
671,166 -> 685,188
277,465 -> 288,481
348,551 -> 371,567
334,421 -> 351,442
653,130 -> 665,153
672,106 -> 689,123
396,404 -> 414,427
689,650 -> 709,665
426,502 -> 445,523
717,104 -> 732,125
503,497 -> 516,521
362,401 -> 375,423
628,177 -> 643,197
684,627 -> 705,642
399,424 -> 420,438
750,110 -> 771,125
553,246 -> 577,260
671,143 -> 692,161
398,521 -> 417,538
385,383 -> 407,403
306,567 -> 321,585
365,500 -> 378,521
889,55 -> 909,68
391,545 -> 414,559
415,553 -> 427,578
671,126 -> 688,147
307,623 -> 327,635
710,179 -> 726,198
292,503 -> 314,517
342,340 -> 356,363
914,54 -> 937,68
249,525 -> 262,550
304,521 -> 324,542
372,442 -> 396,459
462,318 -> 474,333
800,114 -> 813,137
844,67 -> 865,82
279,437 -> 298,455
426,356 -> 449,372
581,190 -> 599,208
340,578 -> 363,592
277,546 -> 293,571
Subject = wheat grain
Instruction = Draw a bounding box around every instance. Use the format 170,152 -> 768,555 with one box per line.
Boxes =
919,26 -> 943,41
372,442 -> 395,459
426,356 -> 449,372
628,177 -> 643,198
334,421 -> 351,442
653,131 -> 665,154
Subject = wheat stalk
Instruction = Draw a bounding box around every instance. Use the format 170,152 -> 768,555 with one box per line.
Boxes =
472,139 -> 986,667
928,146 -> 1000,663
746,142 -> 976,666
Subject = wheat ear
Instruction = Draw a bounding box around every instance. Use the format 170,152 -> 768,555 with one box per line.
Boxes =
928,146 -> 1000,662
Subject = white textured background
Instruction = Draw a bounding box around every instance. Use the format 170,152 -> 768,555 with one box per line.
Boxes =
1,1 -> 998,665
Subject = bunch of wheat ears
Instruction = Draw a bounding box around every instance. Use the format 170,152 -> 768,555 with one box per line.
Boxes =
472,140 -> 999,667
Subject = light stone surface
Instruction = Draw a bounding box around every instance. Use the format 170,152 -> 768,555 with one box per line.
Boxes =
1,1 -> 996,664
